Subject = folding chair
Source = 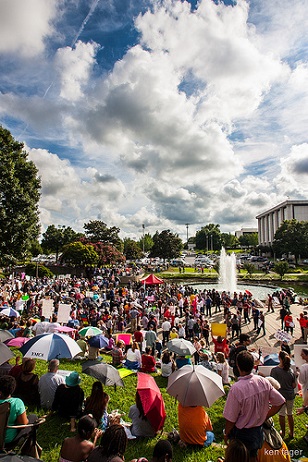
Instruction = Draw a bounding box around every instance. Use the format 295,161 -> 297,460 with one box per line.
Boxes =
0,402 -> 45,457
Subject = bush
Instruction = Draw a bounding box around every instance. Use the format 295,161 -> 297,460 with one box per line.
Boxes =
25,263 -> 54,278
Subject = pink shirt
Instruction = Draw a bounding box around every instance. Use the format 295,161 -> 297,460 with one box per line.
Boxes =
223,373 -> 285,429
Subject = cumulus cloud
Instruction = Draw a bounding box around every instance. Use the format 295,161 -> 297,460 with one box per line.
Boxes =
0,0 -> 57,57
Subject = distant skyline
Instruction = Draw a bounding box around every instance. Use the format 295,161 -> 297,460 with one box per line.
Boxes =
0,0 -> 307,241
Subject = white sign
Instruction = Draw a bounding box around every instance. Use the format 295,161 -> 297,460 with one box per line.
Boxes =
42,299 -> 54,319
274,329 -> 292,343
57,304 -> 72,324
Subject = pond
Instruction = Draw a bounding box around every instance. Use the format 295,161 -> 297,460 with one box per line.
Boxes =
189,282 -> 308,301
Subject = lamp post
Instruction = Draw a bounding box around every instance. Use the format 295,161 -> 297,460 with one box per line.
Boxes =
185,223 -> 189,248
142,224 -> 145,254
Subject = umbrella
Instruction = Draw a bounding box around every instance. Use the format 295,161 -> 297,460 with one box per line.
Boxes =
55,326 -> 75,333
19,333 -> 82,361
245,289 -> 253,297
78,326 -> 102,337
0,308 -> 19,318
137,372 -> 166,432
0,330 -> 14,342
263,353 -> 279,366
82,363 -> 124,387
87,335 -> 109,349
166,338 -> 196,356
140,274 -> 164,285
0,342 -> 14,366
167,364 -> 225,407
4,337 -> 29,348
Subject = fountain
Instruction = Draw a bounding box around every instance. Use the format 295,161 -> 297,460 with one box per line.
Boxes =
219,247 -> 237,294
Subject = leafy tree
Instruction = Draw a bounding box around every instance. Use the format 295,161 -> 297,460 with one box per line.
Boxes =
137,233 -> 154,254
61,242 -> 99,267
84,220 -> 122,250
243,262 -> 255,276
28,240 -> 43,257
238,233 -> 258,248
274,261 -> 289,280
195,224 -> 222,251
221,233 -> 239,249
272,220 -> 308,264
25,263 -> 54,278
41,225 -> 84,260
150,230 -> 183,260
123,238 -> 143,260
0,126 -> 41,264
89,242 -> 125,265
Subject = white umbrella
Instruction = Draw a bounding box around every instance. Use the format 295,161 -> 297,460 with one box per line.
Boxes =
0,330 -> 14,342
19,333 -> 81,361
167,364 -> 225,407
166,338 -> 196,356
0,308 -> 19,318
0,342 -> 14,366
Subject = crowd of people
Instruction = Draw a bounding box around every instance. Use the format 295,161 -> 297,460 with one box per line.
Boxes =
0,270 -> 306,461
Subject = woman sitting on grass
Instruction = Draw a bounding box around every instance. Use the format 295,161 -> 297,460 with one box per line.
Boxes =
124,342 -> 142,370
84,382 -> 110,432
59,414 -> 102,462
87,424 -> 128,462
129,392 -> 156,438
140,347 -> 156,373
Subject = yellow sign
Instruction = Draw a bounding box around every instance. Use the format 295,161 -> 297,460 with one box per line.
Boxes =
211,323 -> 227,337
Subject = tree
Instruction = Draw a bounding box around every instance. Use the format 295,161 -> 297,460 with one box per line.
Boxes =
243,262 -> 255,276
41,225 -> 84,260
150,230 -> 183,260
61,242 -> 99,267
84,220 -> 122,250
89,242 -> 125,265
272,220 -> 308,264
195,224 -> 222,251
123,238 -> 143,260
274,261 -> 289,280
221,233 -> 239,249
137,233 -> 154,254
0,126 -> 41,264
238,233 -> 258,248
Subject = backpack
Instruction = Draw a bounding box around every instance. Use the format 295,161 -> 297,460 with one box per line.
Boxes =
228,344 -> 246,367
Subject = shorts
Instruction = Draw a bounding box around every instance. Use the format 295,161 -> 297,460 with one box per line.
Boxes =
278,399 -> 294,416
230,425 -> 263,458
204,431 -> 215,447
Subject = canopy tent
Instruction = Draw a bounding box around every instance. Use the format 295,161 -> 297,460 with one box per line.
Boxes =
140,274 -> 164,285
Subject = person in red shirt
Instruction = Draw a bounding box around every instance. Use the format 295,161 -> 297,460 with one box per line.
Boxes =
140,347 -> 156,373
212,335 -> 229,357
133,326 -> 144,352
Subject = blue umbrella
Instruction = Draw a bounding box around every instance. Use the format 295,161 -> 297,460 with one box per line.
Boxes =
87,334 -> 109,349
19,333 -> 81,361
1,307 -> 19,317
263,353 -> 279,366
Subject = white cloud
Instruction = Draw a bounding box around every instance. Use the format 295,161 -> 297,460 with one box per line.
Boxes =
0,0 -> 57,57
55,41 -> 99,101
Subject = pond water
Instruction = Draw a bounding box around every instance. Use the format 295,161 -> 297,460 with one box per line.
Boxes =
189,282 -> 308,301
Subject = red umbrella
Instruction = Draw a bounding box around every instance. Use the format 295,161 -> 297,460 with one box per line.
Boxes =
245,289 -> 253,297
140,274 -> 164,285
137,372 -> 166,432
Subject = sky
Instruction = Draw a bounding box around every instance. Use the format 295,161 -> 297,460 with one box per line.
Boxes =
0,0 -> 308,242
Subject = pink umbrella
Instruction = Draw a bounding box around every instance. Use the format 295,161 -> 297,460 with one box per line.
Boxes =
4,337 -> 29,348
56,326 -> 76,333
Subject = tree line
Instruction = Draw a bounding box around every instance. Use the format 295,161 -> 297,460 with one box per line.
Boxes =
1,125 -> 308,268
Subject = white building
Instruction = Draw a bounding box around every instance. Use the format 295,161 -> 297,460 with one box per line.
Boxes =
235,227 -> 258,239
256,200 -> 308,246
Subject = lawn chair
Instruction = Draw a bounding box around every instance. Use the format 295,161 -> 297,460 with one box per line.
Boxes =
0,402 -> 45,458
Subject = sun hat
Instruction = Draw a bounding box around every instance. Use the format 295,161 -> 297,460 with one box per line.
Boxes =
66,371 -> 81,387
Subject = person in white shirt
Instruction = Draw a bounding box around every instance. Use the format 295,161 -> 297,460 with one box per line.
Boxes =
47,315 -> 61,333
32,316 -> 50,336
38,359 -> 65,409
161,318 -> 171,346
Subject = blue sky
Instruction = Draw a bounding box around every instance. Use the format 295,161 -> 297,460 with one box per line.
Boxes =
0,0 -> 308,241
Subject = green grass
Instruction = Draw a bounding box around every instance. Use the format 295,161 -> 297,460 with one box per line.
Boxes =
10,350 -> 308,461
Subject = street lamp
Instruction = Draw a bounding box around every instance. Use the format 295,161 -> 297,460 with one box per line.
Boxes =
185,223 -> 189,247
142,224 -> 145,254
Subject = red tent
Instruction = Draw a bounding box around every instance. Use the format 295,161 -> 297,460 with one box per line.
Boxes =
140,274 -> 164,285
137,372 -> 166,432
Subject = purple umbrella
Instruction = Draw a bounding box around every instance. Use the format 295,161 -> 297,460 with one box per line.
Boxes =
87,335 -> 109,349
